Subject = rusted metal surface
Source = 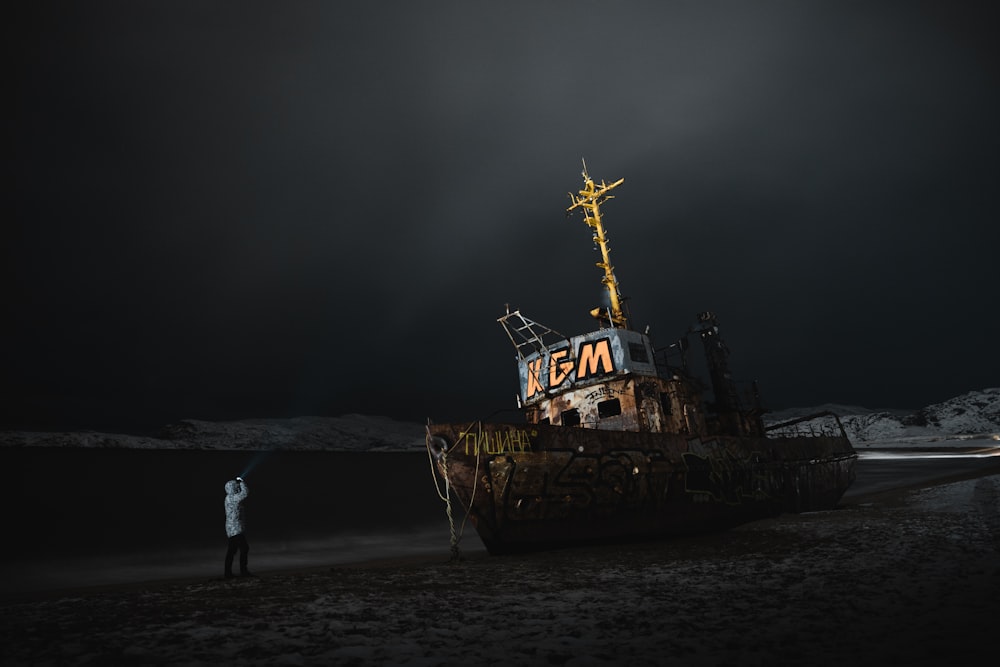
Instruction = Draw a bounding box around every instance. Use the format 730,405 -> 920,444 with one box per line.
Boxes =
427,421 -> 856,554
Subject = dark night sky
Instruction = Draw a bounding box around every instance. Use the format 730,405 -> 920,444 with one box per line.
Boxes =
7,1 -> 998,433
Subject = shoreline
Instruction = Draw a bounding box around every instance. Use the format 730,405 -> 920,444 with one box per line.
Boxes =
2,474 -> 997,665
4,462 -> 999,605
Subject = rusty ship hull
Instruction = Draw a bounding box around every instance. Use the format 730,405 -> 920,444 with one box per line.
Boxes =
427,422 -> 856,555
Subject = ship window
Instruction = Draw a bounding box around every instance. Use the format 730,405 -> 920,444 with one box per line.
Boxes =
628,342 -> 649,363
561,408 -> 581,427
660,392 -> 673,415
598,398 -> 622,419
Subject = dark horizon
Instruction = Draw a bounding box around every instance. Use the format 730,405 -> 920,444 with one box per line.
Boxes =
7,2 -> 998,434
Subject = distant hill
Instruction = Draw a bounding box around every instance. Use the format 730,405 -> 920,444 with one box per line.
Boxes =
2,389 -> 997,451
765,388 -> 1000,445
0,414 -> 427,452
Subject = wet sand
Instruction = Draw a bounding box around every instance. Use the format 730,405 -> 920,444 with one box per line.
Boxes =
2,475 -> 998,666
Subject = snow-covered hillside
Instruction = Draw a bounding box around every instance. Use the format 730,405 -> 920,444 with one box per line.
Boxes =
765,388 -> 1000,446
1,389 -> 997,451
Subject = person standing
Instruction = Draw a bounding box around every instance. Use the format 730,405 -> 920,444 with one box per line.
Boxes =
224,476 -> 253,578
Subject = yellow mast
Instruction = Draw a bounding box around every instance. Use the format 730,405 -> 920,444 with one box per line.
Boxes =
567,161 -> 627,328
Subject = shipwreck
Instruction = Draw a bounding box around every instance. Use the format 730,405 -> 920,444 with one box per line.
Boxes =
426,165 -> 856,555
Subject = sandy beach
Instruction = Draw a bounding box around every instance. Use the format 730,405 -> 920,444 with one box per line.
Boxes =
2,472 -> 998,666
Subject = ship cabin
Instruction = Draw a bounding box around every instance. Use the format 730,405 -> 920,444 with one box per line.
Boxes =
515,324 -> 705,435
504,311 -> 765,439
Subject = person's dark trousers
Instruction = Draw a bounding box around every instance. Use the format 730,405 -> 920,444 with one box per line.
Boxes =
225,534 -> 250,577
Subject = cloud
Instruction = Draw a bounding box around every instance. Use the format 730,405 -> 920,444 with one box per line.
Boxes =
7,1 -> 999,428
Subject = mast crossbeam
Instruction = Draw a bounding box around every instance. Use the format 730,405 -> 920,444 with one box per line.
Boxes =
566,161 -> 628,328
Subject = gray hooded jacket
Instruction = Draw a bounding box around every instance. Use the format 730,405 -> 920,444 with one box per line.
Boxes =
224,479 -> 249,538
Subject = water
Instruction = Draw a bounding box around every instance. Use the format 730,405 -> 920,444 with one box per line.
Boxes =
0,448 -> 478,597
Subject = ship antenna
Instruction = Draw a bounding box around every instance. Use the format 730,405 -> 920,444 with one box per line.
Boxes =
566,161 -> 627,328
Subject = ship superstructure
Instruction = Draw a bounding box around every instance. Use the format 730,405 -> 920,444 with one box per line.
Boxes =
500,164 -> 762,439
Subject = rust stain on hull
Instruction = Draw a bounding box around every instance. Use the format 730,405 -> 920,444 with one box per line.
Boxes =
428,422 -> 856,554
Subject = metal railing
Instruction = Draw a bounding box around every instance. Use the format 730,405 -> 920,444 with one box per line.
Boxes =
764,410 -> 848,439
